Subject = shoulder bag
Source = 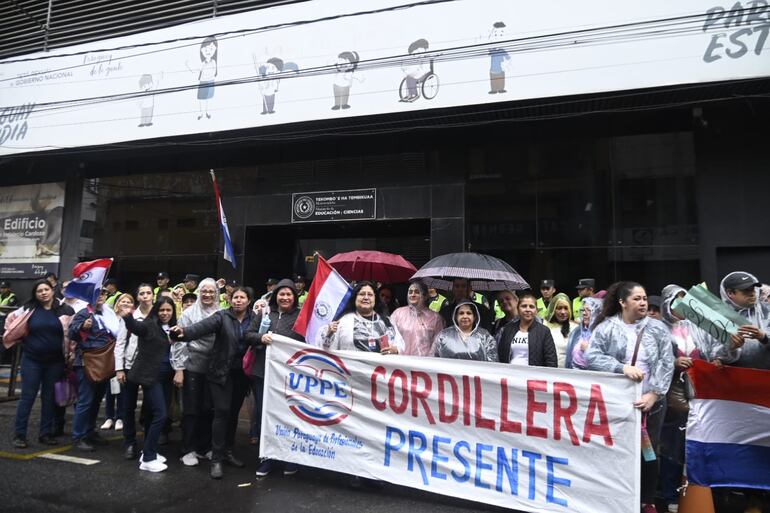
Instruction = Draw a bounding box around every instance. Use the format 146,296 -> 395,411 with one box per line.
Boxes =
82,340 -> 116,383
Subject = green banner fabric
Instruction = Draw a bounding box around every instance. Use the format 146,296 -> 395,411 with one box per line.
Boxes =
672,285 -> 749,348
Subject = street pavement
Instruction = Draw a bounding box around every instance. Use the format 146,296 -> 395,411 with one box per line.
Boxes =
0,393 -> 510,513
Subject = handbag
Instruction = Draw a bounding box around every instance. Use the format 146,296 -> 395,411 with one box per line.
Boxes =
82,340 -> 116,383
242,347 -> 257,375
2,308 -> 34,349
666,371 -> 694,419
54,371 -> 78,407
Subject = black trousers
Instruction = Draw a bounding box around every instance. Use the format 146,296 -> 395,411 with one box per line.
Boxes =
226,368 -> 251,449
207,375 -> 232,463
181,370 -> 212,455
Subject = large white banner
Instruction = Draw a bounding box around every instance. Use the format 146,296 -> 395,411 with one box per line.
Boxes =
262,337 -> 641,513
0,182 -> 64,278
1,0 -> 768,156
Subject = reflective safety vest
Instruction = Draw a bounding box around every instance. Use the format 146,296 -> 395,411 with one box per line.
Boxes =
572,297 -> 584,322
105,291 -> 122,308
298,291 -> 308,306
493,300 -> 505,320
0,292 -> 17,307
428,294 -> 446,313
153,286 -> 170,301
219,293 -> 230,309
536,297 -> 548,319
473,292 -> 489,308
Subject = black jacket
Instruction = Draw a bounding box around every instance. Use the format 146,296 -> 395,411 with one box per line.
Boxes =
498,320 -> 558,367
245,308 -> 304,377
245,278 -> 305,378
123,315 -> 169,386
181,309 -> 245,385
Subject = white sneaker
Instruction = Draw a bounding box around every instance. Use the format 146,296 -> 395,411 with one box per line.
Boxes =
141,452 -> 166,464
668,505 -> 679,513
114,419 -> 123,431
139,459 -> 167,473
180,451 -> 199,467
194,450 -> 212,460
100,419 -> 114,430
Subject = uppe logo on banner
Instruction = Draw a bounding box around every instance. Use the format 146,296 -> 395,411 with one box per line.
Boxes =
285,348 -> 354,426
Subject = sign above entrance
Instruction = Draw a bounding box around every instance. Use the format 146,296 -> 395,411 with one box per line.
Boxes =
292,189 -> 376,223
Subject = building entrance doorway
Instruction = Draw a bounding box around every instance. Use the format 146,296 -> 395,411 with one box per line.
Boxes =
243,219 -> 430,298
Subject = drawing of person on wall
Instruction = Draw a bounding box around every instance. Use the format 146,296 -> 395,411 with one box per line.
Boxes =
186,36 -> 218,120
256,57 -> 283,114
137,73 -> 162,127
332,51 -> 362,110
400,39 -> 429,103
488,21 -> 511,94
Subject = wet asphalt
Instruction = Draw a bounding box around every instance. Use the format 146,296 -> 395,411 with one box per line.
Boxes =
0,395 -> 509,513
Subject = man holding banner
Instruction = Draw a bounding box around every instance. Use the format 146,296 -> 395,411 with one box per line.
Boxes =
718,271 -> 770,370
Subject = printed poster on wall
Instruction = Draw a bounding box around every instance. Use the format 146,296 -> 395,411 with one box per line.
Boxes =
261,336 -> 641,513
1,0 -> 768,156
0,182 -> 64,278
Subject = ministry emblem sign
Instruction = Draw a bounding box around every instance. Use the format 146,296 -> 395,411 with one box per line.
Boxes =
291,189 -> 376,223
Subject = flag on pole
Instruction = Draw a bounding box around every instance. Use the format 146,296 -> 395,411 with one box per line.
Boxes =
210,170 -> 237,269
64,258 -> 113,306
686,359 -> 770,490
293,254 -> 352,347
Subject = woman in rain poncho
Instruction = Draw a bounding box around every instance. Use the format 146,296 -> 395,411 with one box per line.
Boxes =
390,280 -> 444,356
432,300 -> 498,362
565,296 -> 602,369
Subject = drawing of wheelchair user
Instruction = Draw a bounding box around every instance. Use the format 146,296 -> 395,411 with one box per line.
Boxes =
399,38 -> 439,102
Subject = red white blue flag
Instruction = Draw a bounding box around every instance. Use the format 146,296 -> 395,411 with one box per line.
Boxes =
210,170 -> 236,269
64,258 -> 113,306
686,360 -> 770,490
293,254 -> 352,347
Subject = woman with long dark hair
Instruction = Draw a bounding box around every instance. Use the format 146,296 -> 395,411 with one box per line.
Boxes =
5,279 -> 75,448
116,296 -> 176,472
586,281 -> 675,513
497,292 -> 557,367
322,281 -> 405,354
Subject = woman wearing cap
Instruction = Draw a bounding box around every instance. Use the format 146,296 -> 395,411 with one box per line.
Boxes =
390,280 -> 444,357
544,292 -> 578,367
497,292 -> 557,367
586,281 -> 674,513
322,281 -> 405,354
432,300 -> 498,362
6,279 -> 75,448
246,278 -> 305,477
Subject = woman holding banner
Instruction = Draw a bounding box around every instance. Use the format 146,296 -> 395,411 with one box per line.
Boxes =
432,300 -> 498,362
246,278 -> 305,478
389,280 -> 444,357
322,281 -> 405,355
586,281 -> 674,513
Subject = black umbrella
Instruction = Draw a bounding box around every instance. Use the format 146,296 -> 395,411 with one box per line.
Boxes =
411,252 -> 529,291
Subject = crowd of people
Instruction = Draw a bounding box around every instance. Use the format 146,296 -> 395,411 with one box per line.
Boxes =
2,268 -> 768,513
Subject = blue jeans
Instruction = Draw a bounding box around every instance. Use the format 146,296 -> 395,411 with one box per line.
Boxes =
123,380 -> 167,462
71,367 -> 108,442
14,354 -> 64,438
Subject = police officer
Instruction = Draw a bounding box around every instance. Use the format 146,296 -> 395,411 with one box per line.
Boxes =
573,278 -> 595,321
154,272 -> 171,300
103,278 -> 122,308
176,274 -> 200,295
261,278 -> 278,301
294,276 -> 308,306
537,279 -> 556,319
427,287 -> 447,312
0,281 -> 18,307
